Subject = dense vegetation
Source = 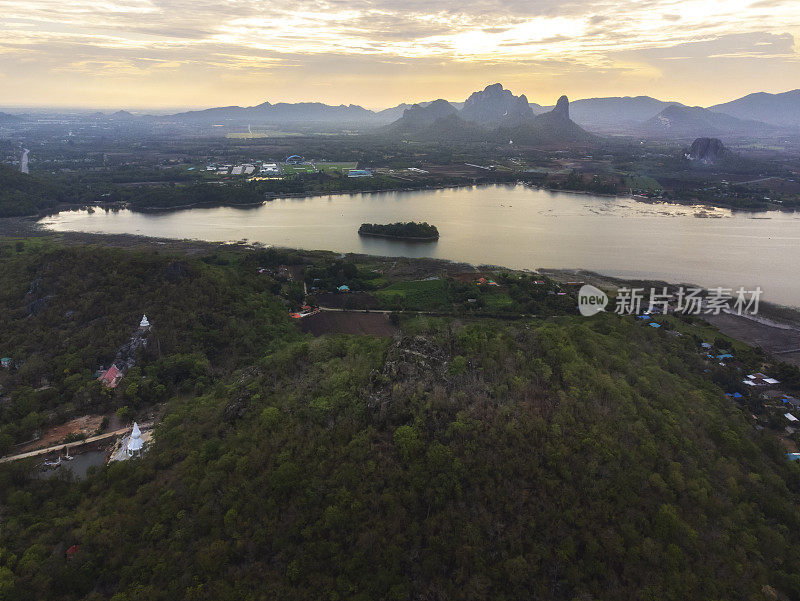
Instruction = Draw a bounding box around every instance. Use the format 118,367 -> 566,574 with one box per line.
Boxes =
0,238 -> 800,600
0,163 -> 500,217
358,222 -> 439,240
0,238 -> 301,454
0,165 -> 88,217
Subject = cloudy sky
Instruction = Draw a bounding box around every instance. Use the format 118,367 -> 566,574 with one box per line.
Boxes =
1,0 -> 798,109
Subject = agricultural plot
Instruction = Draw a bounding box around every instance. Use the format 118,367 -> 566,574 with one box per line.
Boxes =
300,312 -> 397,337
625,174 -> 663,192
315,162 -> 358,173
281,164 -> 318,175
372,279 -> 450,311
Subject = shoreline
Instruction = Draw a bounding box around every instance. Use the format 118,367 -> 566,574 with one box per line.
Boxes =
18,213 -> 800,313
26,178 -> 797,220
8,216 -> 800,314
34,182 -> 490,217
3,222 -> 800,365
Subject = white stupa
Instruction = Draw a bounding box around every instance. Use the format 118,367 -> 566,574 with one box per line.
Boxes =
139,314 -> 150,328
127,422 -> 144,456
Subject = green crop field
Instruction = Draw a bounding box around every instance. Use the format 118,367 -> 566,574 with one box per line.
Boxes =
625,174 -> 663,192
481,290 -> 516,310
315,161 -> 358,172
281,164 -> 317,174
372,279 -> 450,310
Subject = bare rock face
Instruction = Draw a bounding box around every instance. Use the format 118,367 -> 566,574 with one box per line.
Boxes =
368,336 -> 453,416
552,95 -> 570,120
460,83 -> 534,126
687,137 -> 727,164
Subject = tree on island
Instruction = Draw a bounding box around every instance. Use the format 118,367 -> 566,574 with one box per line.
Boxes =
358,222 -> 439,240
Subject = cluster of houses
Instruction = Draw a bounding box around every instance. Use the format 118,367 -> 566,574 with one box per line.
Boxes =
696,339 -> 800,461
205,163 -> 257,175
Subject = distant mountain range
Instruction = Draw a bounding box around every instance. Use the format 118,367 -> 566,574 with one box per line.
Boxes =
2,87 -> 799,140
384,85 -> 593,144
134,86 -> 800,138
557,96 -> 683,131
638,104 -> 785,139
708,90 -> 800,128
153,102 -> 374,125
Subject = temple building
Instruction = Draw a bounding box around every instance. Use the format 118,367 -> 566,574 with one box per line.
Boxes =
127,422 -> 144,457
98,364 -> 123,388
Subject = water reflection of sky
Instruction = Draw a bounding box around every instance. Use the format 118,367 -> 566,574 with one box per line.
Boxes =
40,184 -> 800,306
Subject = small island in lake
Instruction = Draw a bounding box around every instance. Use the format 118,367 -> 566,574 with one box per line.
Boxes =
358,221 -> 439,241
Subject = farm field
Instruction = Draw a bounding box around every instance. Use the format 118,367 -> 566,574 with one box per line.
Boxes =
625,174 -> 663,192
299,311 -> 397,336
315,161 -> 358,172
371,279 -> 450,310
281,164 -> 318,174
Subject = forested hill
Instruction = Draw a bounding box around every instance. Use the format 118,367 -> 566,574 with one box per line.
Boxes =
0,239 -> 800,600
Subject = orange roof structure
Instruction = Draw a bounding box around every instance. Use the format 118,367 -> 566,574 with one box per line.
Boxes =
98,365 -> 123,388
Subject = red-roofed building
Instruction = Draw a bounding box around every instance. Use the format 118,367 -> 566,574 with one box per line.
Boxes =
98,365 -> 123,389
66,545 -> 80,559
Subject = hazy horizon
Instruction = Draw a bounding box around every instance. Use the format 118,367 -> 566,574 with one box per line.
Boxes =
2,0 -> 799,110
1,84 -> 799,115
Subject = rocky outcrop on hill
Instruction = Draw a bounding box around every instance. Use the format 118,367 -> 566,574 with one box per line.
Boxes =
687,137 -> 727,164
551,95 -> 570,120
113,327 -> 150,372
460,83 -> 534,126
384,86 -> 591,144
369,336 -> 454,415
507,95 -> 594,143
388,99 -> 458,132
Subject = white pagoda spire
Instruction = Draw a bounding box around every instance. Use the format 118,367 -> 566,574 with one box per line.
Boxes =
127,422 -> 143,456
139,314 -> 150,328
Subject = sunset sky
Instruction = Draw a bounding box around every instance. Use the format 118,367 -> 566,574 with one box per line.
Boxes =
1,0 -> 798,110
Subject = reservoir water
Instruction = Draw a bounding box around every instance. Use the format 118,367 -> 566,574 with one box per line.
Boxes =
39,184 -> 800,306
34,450 -> 108,481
